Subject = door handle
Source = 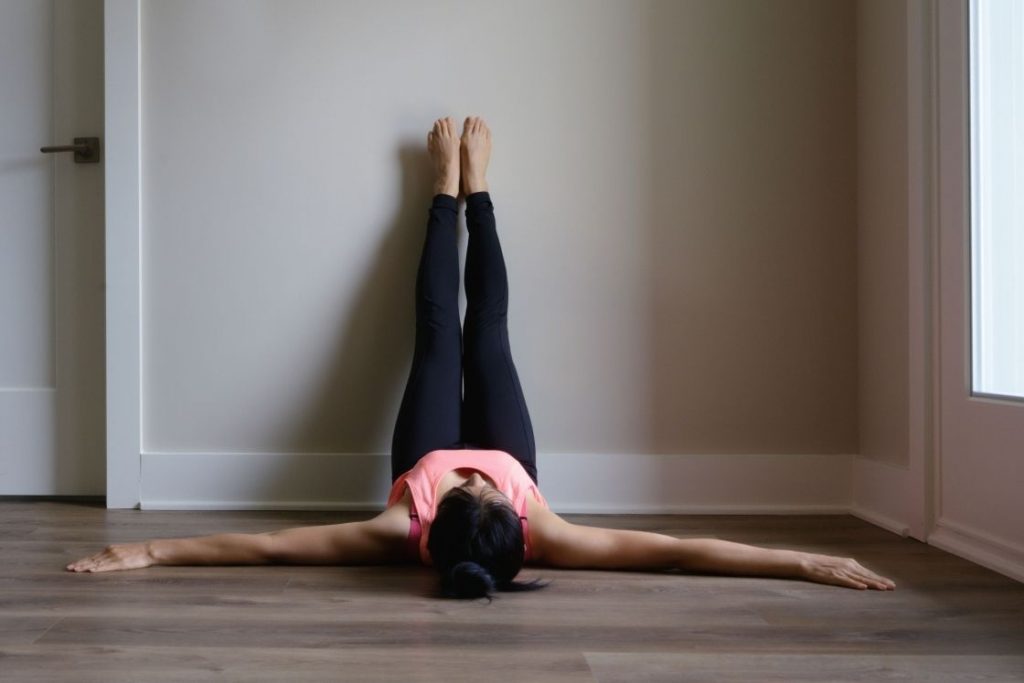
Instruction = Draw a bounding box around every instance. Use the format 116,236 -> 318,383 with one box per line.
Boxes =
40,136 -> 100,164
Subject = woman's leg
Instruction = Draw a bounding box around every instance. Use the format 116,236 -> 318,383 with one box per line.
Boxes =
461,190 -> 538,484
389,190 -> 464,481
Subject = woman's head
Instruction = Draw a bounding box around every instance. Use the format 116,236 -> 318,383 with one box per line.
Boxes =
427,479 -> 546,600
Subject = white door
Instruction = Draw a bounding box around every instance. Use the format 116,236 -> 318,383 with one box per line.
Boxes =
932,0 -> 1024,579
0,0 -> 105,495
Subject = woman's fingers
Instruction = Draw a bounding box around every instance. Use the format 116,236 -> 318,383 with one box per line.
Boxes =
844,571 -> 870,590
828,568 -> 866,589
802,554 -> 896,591
837,562 -> 889,590
67,550 -> 110,572
851,561 -> 897,590
843,577 -> 868,590
66,543 -> 153,573
67,557 -> 100,572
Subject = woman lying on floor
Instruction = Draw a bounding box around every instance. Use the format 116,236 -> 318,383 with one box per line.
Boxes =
68,116 -> 896,599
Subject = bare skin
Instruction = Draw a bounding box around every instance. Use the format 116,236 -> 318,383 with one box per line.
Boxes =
428,116 -> 460,199
66,116 -> 897,593
460,115 -> 491,196
428,115 -> 491,199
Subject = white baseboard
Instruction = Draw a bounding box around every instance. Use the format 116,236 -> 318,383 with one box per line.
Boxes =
850,457 -> 912,537
850,457 -> 1024,583
139,451 -> 854,514
849,505 -> 911,538
928,517 -> 1024,584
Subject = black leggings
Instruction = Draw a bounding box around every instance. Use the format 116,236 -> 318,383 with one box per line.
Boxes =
390,191 -> 538,484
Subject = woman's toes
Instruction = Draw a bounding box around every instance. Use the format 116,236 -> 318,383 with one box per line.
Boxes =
460,116 -> 490,194
429,117 -> 460,197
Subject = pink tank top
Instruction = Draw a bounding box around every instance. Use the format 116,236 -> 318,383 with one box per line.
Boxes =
386,449 -> 549,565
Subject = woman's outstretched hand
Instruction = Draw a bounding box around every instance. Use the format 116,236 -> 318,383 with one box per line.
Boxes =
798,552 -> 895,590
66,542 -> 155,573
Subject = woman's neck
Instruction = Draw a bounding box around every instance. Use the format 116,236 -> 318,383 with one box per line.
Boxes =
436,468 -> 498,498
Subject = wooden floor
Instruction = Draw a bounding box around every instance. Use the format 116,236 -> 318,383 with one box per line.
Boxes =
3,500 -> 1023,682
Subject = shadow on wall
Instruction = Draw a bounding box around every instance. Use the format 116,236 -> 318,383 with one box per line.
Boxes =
646,0 -> 858,470
254,143 -> 436,502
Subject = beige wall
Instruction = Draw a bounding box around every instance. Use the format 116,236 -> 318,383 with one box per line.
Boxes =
140,0 -> 858,459
856,0 -> 909,466
647,0 -> 858,454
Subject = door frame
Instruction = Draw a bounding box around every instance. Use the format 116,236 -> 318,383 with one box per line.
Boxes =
104,0 -> 141,508
905,0 -> 940,543
927,0 -> 1024,582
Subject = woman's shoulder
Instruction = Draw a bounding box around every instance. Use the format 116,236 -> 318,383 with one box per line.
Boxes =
386,486 -> 413,513
524,492 -> 557,520
523,494 -> 562,565
374,488 -> 414,540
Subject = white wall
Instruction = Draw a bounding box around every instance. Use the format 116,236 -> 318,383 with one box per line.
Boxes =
138,0 -> 858,509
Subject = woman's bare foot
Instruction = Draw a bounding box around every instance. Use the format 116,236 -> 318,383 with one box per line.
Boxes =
428,117 -> 460,199
461,116 -> 491,195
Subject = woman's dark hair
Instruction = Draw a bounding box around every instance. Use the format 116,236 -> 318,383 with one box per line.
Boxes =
427,486 -> 548,600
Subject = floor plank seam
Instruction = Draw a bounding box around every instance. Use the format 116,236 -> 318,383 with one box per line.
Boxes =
29,616 -> 65,646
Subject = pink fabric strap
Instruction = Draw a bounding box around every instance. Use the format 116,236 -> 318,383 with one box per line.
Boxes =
407,513 -> 422,560
521,515 -> 532,561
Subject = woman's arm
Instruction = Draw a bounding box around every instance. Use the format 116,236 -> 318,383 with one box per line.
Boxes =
529,509 -> 895,591
66,533 -> 274,572
262,505 -> 409,565
66,500 -> 412,573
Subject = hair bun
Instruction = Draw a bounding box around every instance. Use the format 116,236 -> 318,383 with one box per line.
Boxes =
446,561 -> 496,599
